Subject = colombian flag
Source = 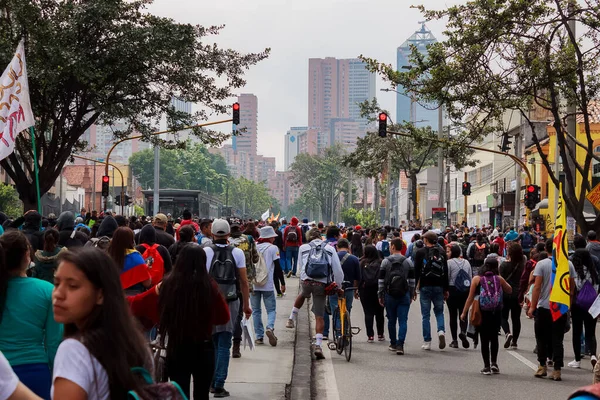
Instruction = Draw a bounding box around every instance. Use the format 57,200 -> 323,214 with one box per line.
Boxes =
549,184 -> 570,321
120,249 -> 151,290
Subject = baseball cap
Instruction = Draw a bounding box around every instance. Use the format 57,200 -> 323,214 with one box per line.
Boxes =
212,219 -> 230,236
154,213 -> 168,224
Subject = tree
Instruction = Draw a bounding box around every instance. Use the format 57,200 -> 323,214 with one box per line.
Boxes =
287,192 -> 320,221
360,0 -> 600,233
1,0 -> 269,211
290,145 -> 351,223
345,99 -> 475,222
227,177 -> 279,219
0,183 -> 22,217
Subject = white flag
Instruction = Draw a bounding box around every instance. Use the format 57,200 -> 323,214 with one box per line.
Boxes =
261,209 -> 270,221
0,39 -> 35,161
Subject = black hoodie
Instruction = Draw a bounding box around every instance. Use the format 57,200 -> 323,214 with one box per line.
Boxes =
57,211 -> 88,247
20,212 -> 44,251
135,224 -> 172,275
97,216 -> 118,238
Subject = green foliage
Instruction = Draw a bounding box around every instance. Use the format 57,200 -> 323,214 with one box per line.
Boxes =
0,184 -> 23,217
227,177 -> 279,219
341,207 -> 358,226
342,207 -> 379,228
133,205 -> 144,217
129,142 -> 230,193
290,144 -> 351,222
0,0 -> 269,210
287,192 -> 320,220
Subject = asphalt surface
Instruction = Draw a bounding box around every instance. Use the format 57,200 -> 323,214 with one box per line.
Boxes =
316,297 -> 596,400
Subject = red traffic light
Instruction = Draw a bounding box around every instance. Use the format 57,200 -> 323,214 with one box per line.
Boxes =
379,112 -> 387,121
102,176 -> 109,183
233,103 -> 240,111
527,185 -> 535,193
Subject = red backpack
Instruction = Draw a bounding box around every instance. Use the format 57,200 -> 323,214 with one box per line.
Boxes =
140,244 -> 165,284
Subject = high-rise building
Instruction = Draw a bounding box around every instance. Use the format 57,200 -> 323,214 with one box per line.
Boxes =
329,118 -> 364,152
285,127 -> 307,171
308,57 -> 375,152
233,94 -> 258,156
396,23 -> 439,131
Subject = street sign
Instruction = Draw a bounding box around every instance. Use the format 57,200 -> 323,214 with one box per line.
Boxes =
587,182 -> 600,211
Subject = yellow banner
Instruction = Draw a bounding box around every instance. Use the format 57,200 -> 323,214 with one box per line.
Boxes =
549,184 -> 570,319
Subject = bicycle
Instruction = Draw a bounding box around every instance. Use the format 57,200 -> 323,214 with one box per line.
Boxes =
328,283 -> 361,362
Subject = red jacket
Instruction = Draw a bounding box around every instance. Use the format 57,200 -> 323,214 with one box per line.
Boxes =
176,219 -> 199,240
283,225 -> 303,248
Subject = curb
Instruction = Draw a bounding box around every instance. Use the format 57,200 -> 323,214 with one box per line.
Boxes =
288,289 -> 314,399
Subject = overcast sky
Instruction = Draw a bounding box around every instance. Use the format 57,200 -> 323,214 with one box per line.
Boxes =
148,0 -> 461,170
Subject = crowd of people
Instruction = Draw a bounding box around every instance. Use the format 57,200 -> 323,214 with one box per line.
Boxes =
2,207 -> 600,399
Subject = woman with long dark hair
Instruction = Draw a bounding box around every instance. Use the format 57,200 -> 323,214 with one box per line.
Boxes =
0,231 -> 62,399
350,229 -> 363,258
107,227 -> 151,295
446,243 -> 472,349
32,229 -> 66,284
568,247 -> 599,369
51,247 -> 151,399
499,242 -> 525,349
159,244 -> 230,399
358,245 -> 385,342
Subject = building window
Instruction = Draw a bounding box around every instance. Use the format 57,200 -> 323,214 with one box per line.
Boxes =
480,164 -> 493,185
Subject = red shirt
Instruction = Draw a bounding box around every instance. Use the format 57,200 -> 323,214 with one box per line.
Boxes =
176,219 -> 200,240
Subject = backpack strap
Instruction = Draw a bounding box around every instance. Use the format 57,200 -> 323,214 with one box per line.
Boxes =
340,253 -> 351,267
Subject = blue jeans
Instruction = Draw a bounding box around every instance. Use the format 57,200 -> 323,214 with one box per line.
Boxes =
280,249 -> 289,273
324,290 -> 354,337
12,363 -> 51,400
385,293 -> 411,346
287,246 -> 299,274
420,286 -> 446,342
251,290 -> 277,339
212,331 -> 233,389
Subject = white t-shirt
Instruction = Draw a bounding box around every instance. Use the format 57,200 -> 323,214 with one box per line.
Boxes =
0,351 -> 18,400
51,339 -> 109,400
254,243 -> 280,292
204,243 -> 246,271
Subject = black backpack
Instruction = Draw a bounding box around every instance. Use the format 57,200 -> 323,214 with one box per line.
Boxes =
208,244 -> 239,302
384,257 -> 409,298
423,247 -> 445,279
361,260 -> 379,289
286,226 -> 299,243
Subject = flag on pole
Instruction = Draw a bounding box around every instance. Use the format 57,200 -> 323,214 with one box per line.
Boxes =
549,184 -> 570,321
261,209 -> 270,221
0,39 -> 35,161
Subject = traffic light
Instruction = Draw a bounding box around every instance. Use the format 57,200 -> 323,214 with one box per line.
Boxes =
499,134 -> 512,152
114,194 -> 121,206
378,112 -> 388,137
462,181 -> 471,196
232,103 -> 240,125
126,194 -> 133,205
524,184 -> 540,209
102,176 -> 109,197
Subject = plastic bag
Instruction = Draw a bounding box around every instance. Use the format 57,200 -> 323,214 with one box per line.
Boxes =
241,317 -> 256,351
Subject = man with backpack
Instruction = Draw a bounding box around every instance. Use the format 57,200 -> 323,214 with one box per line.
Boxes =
283,217 -> 303,277
414,231 -> 449,351
516,226 -> 535,258
203,219 -> 251,398
468,233 -> 490,276
378,238 -> 415,355
376,230 -> 391,258
286,227 -> 343,360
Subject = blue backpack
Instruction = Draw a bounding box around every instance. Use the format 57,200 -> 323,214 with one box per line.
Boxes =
521,232 -> 533,250
305,242 -> 330,279
454,267 -> 472,292
381,241 -> 391,257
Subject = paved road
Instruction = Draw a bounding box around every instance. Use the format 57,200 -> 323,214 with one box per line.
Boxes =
316,298 -> 595,400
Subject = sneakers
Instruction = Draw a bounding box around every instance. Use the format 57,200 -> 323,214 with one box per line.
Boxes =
232,341 -> 241,358
438,331 -> 446,350
388,344 -> 397,352
421,342 -> 431,351
510,343 -> 518,350
314,345 -> 325,360
481,367 -> 492,375
504,333 -> 513,349
266,328 -> 278,347
449,341 -> 458,349
286,319 -> 295,329
378,335 -> 385,342
592,355 -> 598,369
535,365 -> 548,378
255,338 -> 264,345
552,369 -> 562,381
491,364 -> 500,374
277,293 -> 284,298
367,337 -> 374,343
458,332 -> 470,349
568,360 -> 581,369
213,388 -> 230,398
396,345 -> 405,355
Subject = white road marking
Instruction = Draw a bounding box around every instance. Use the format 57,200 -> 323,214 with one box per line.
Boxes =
319,343 -> 341,400
507,350 -> 538,371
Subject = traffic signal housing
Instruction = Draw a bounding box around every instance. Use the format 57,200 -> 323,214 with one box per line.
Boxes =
126,194 -> 133,205
499,134 -> 512,152
114,194 -> 121,206
232,103 -> 240,125
102,176 -> 110,197
524,184 -> 540,209
462,181 -> 471,196
378,112 -> 388,137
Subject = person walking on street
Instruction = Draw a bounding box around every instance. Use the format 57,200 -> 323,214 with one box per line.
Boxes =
286,228 -> 343,360
204,219 -> 252,398
500,243 -> 525,350
468,233 -> 490,277
32,229 -> 67,284
378,238 -> 415,355
461,257 -> 512,375
446,243 -> 472,349
284,217 -> 303,277
252,226 -> 283,347
414,231 -> 449,350
359,245 -> 385,342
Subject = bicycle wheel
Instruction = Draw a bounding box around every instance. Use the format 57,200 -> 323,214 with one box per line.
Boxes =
344,312 -> 352,362
332,306 -> 343,354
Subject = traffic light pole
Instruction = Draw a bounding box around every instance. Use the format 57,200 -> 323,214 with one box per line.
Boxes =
73,155 -> 126,215
464,172 -> 468,225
